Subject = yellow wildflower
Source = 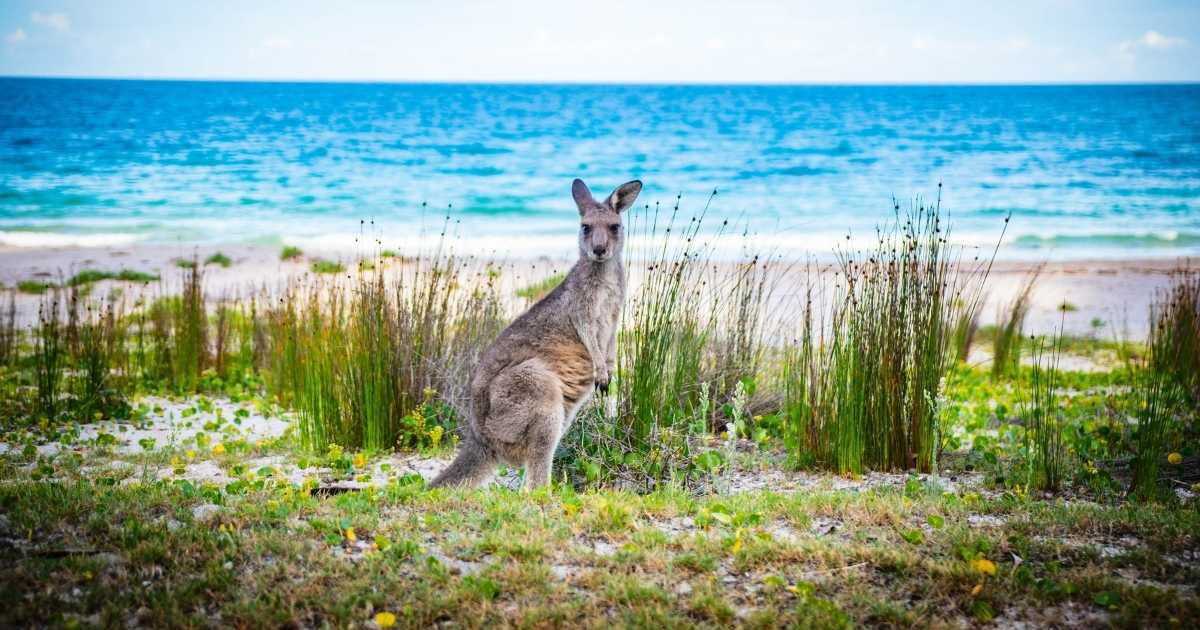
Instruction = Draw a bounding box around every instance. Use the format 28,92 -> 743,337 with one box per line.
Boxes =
375,612 -> 396,628
970,557 -> 997,576
1167,452 -> 1183,465
354,452 -> 367,469
345,527 -> 357,543
185,449 -> 197,460
212,443 -> 226,455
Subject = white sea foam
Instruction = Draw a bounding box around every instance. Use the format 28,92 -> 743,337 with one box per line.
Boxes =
0,230 -> 144,248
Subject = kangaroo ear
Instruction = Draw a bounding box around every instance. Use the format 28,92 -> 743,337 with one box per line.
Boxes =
572,178 -> 594,212
606,180 -> 642,213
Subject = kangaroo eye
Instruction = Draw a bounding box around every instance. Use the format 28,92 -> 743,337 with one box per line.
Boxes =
609,225 -> 620,234
581,225 -> 592,235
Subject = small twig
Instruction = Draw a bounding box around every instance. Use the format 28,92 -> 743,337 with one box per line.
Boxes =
798,561 -> 868,578
27,548 -> 99,557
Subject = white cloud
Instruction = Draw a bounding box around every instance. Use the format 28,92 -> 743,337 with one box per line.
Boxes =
31,11 -> 70,32
1119,30 -> 1187,55
6,28 -> 27,44
1004,37 -> 1031,52
261,36 -> 293,51
1140,30 -> 1186,49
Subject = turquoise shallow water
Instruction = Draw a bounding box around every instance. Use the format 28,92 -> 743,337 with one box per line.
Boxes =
1,78 -> 1197,259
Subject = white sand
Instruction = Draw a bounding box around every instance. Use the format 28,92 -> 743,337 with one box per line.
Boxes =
0,395 -> 291,457
1,243 -> 1190,338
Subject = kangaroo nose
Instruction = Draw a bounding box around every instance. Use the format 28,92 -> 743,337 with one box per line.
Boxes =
593,245 -> 606,256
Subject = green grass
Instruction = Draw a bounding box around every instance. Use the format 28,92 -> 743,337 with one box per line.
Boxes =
281,245 -> 304,261
992,267 -> 1040,380
205,252 -> 233,268
515,272 -> 565,302
309,259 -> 346,274
17,279 -> 54,294
66,269 -> 159,286
952,292 -> 986,362
0,463 -> 1194,628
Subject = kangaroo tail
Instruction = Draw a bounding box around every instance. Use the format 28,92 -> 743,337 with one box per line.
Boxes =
429,436 -> 497,489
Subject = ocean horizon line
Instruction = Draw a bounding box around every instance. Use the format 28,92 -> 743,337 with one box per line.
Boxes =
3,75 -> 1199,88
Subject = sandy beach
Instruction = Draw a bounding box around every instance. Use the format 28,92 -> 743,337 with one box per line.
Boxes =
1,242 -> 1190,339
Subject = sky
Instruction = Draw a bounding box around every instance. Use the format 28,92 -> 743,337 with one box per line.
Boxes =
1,1 -> 1198,83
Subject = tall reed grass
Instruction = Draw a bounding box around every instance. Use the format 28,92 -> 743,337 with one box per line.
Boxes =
1128,267 -> 1196,498
1149,268 -> 1199,403
564,194 -> 781,488
1022,332 -> 1066,492
272,251 -> 505,451
991,267 -> 1040,379
781,192 -> 994,473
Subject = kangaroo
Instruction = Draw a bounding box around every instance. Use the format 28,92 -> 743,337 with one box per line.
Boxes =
430,178 -> 642,489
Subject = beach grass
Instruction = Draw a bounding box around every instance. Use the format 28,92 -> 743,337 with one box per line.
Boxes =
1127,267 -> 1197,499
281,245 -> 304,261
310,258 -> 346,274
779,193 -> 992,474
515,272 -> 565,302
17,279 -> 54,294
992,267 -> 1040,380
66,268 -> 159,287
1022,332 -> 1068,492
271,253 -> 504,452
205,251 -> 233,268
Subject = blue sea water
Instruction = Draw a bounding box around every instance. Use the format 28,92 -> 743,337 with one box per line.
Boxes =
1,78 -> 1197,260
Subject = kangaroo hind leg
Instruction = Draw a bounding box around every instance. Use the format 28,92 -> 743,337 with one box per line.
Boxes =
478,359 -> 565,490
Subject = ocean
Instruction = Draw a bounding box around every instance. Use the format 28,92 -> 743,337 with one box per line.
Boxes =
1,78 -> 1197,260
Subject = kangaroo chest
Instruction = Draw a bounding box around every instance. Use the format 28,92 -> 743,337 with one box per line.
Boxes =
581,273 -> 623,336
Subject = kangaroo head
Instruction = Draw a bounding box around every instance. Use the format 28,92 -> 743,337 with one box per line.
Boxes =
572,178 -> 642,263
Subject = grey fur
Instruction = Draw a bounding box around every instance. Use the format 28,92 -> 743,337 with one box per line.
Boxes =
430,178 -> 642,489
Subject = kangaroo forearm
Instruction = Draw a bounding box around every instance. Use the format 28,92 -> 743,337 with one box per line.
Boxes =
571,316 -> 605,375
604,327 -> 617,372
